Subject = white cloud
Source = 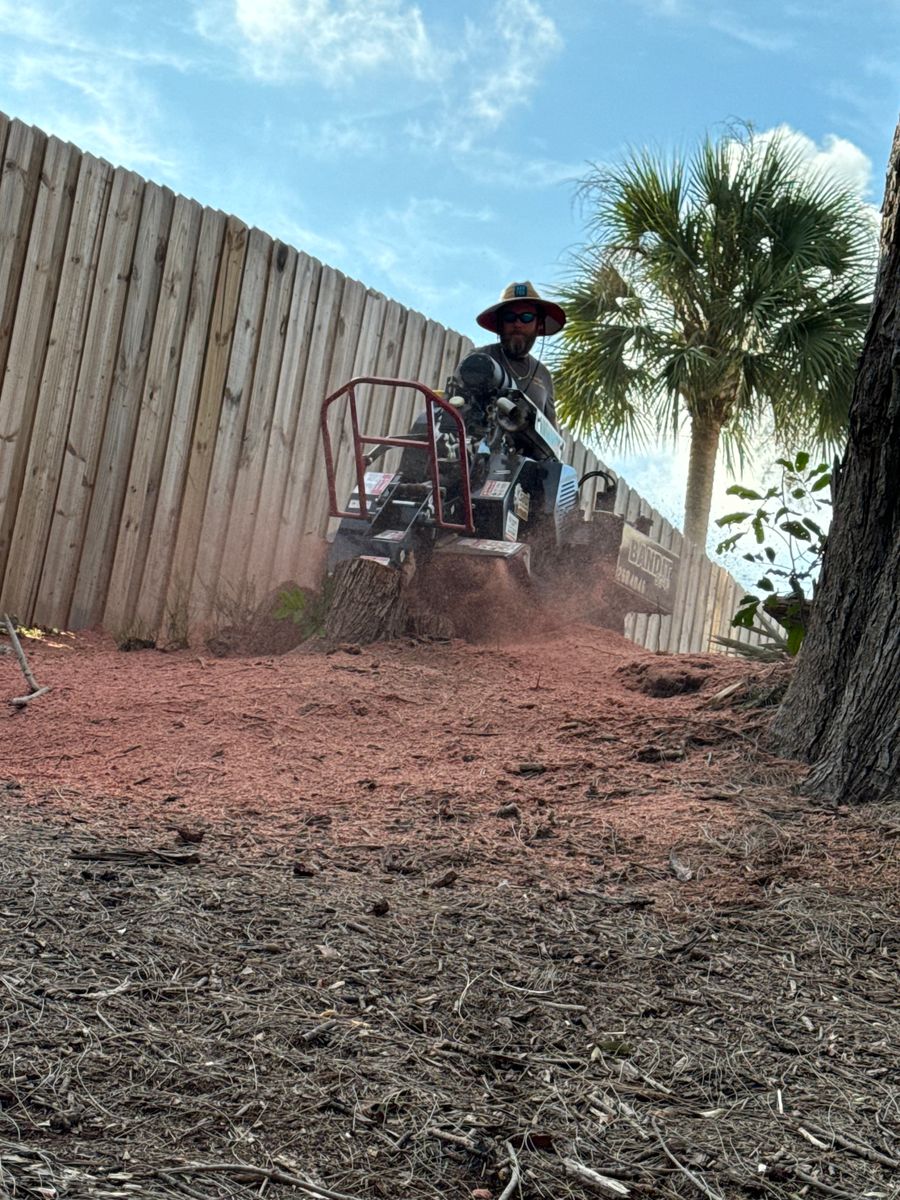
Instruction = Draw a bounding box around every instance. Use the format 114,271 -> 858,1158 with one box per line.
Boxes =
454,144 -> 582,188
195,0 -> 565,158
631,1 -> 794,52
267,215 -> 348,263
197,0 -> 437,84
464,0 -> 563,130
750,124 -> 874,198
289,115 -> 388,161
0,1 -> 193,71
5,50 -> 178,176
707,15 -> 793,52
0,1 -> 191,179
345,196 -> 506,313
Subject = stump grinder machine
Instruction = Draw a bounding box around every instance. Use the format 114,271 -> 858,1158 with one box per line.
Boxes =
320,351 -> 678,640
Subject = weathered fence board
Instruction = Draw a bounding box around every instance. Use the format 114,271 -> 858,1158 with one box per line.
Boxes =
0,119 -> 46,391
290,275 -> 368,577
190,225 -> 270,618
325,288 -> 388,538
68,183 -> 175,628
3,153 -> 113,617
130,207 -> 231,634
242,251 -> 322,594
269,264 -> 347,586
103,195 -> 204,633
218,240 -> 298,600
0,136 -> 80,601
37,168 -> 145,627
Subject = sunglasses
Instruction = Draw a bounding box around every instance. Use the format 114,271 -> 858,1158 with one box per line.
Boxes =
500,310 -> 539,325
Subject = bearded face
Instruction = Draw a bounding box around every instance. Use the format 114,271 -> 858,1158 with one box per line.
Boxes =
498,302 -> 543,359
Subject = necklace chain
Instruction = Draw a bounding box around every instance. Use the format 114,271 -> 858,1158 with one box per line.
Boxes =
500,347 -> 538,391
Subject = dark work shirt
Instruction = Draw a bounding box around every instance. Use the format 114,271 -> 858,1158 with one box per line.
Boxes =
469,343 -> 558,428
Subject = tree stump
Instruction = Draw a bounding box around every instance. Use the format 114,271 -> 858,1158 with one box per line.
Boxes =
324,556 -> 456,644
324,557 -> 410,644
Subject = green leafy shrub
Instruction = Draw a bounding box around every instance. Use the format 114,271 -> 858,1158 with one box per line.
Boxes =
274,582 -> 333,639
716,452 -> 832,655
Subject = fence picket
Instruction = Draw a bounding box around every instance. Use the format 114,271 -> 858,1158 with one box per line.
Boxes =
157,213 -> 248,627
0,120 -> 46,390
286,276 -> 368,579
242,252 -> 323,593
3,153 -> 113,620
219,241 -> 299,600
69,183 -> 175,628
0,137 -> 80,606
267,264 -> 346,585
103,196 -> 204,633
324,289 -> 388,538
191,225 -> 270,619
37,168 -> 145,627
127,207 -> 233,634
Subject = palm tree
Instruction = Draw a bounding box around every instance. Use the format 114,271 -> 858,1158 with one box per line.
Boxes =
553,127 -> 876,547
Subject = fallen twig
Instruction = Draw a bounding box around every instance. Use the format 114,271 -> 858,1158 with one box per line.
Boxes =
562,1158 -> 630,1195
498,1140 -> 521,1200
789,1166 -> 862,1199
790,1117 -> 900,1170
428,1127 -> 483,1154
650,1119 -> 724,1200
71,848 -> 200,866
3,614 -> 50,708
155,1170 -> 216,1200
159,1161 -> 364,1200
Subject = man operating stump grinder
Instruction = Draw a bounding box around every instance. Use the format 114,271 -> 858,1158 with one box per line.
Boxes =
321,280 -> 674,642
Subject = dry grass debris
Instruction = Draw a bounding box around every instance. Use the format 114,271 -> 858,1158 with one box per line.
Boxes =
0,811 -> 896,1200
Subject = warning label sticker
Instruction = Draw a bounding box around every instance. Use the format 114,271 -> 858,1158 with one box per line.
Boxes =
478,479 -> 510,498
364,471 -> 396,496
505,511 -> 519,542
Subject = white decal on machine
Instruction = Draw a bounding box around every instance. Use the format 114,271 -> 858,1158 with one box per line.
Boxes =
479,479 -> 510,498
514,484 -> 529,521
363,471 -> 396,496
534,410 -> 564,458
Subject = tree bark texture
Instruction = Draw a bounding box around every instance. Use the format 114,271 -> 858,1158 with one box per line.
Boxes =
324,557 -> 409,644
683,413 -> 722,547
323,556 -> 453,644
769,121 -> 900,804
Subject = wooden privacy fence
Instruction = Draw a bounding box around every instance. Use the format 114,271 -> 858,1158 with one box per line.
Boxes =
0,111 -> 757,654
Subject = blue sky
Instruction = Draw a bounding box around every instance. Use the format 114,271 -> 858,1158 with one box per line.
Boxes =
0,0 -> 897,544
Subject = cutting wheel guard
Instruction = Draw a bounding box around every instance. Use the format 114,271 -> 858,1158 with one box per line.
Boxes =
321,377 -> 475,534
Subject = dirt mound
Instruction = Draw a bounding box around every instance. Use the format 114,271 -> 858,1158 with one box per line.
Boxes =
616,655 -> 720,697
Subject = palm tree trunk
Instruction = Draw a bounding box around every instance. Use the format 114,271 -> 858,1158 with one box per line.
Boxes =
683,413 -> 722,547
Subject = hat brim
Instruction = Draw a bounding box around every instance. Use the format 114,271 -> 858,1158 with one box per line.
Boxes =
476,299 -> 566,337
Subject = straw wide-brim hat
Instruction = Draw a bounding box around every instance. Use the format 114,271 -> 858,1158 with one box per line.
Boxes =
476,281 -> 567,337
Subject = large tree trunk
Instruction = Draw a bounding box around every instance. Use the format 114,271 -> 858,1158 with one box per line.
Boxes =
769,121 -> 900,804
683,412 -> 722,547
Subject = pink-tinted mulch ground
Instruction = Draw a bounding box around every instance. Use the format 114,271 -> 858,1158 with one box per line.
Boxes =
3,623 -> 893,906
